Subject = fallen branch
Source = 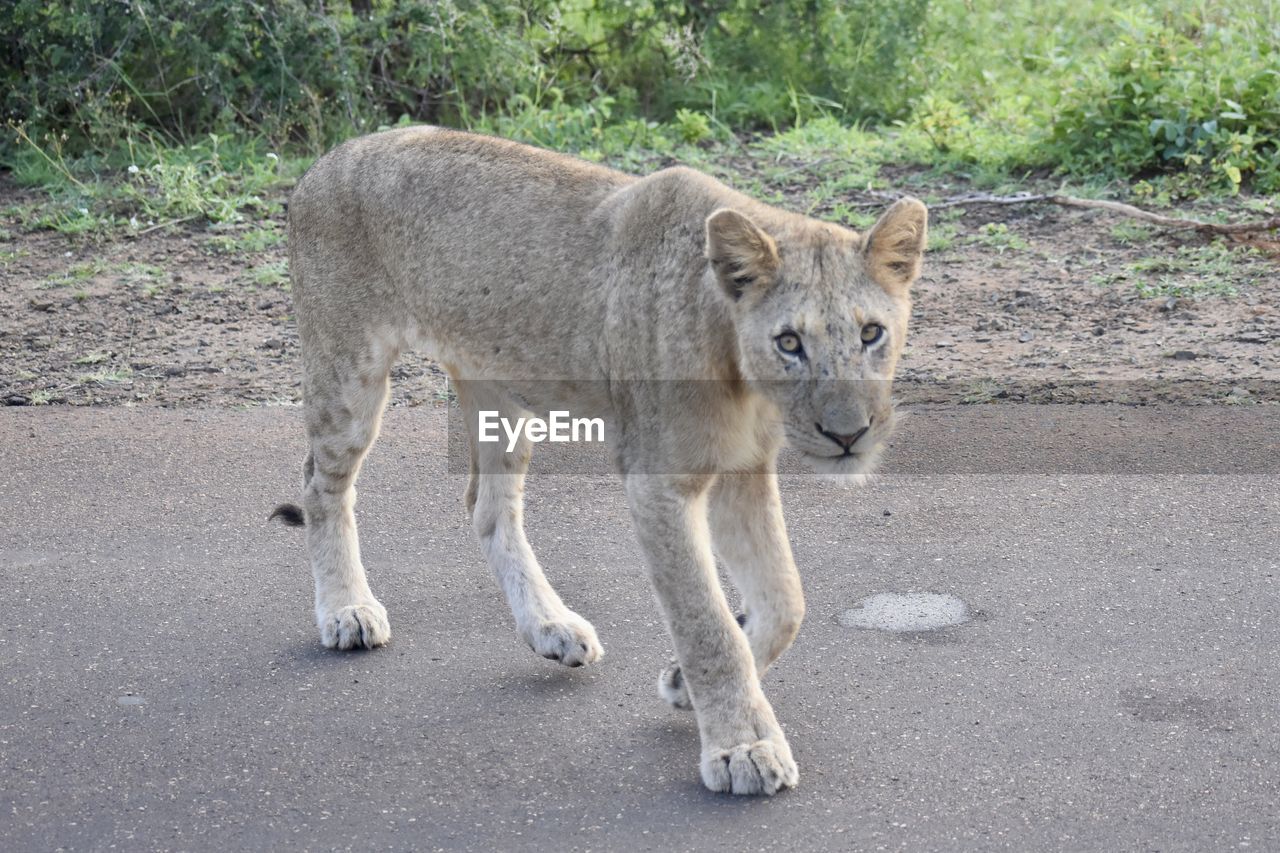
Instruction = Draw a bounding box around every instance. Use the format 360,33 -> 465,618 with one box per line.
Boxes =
126,215 -> 199,237
845,190 -> 1058,210
1045,194 -> 1280,235
858,190 -> 1280,235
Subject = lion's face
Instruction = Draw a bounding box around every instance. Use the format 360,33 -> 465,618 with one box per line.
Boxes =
706,199 -> 927,480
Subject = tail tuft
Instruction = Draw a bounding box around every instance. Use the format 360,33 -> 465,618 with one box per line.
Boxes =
269,503 -> 306,528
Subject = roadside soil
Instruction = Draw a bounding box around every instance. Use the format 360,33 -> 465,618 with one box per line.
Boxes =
2,165 -> 1277,409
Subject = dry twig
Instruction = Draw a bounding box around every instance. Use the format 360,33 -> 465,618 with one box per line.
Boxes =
126,215 -> 199,238
862,190 -> 1280,235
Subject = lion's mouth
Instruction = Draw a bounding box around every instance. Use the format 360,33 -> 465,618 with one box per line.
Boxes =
802,448 -> 866,462
795,441 -> 885,482
807,450 -> 862,462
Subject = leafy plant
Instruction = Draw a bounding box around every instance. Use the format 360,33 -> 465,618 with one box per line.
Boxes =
1046,5 -> 1280,191
2,0 -> 1278,222
967,222 -> 1029,254
673,109 -> 712,144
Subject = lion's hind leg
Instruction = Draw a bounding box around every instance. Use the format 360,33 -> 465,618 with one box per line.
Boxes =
297,333 -> 397,650
453,380 -> 603,667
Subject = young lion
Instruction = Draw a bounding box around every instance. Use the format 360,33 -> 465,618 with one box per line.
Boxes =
274,127 -> 926,796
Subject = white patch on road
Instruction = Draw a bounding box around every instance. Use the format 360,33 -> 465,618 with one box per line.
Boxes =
839,592 -> 969,632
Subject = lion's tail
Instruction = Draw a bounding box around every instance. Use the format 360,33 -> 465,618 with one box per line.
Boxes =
269,503 -> 306,528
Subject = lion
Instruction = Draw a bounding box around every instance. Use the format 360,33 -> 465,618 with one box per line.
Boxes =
272,126 -> 927,796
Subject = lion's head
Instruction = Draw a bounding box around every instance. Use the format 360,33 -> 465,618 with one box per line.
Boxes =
706,197 -> 927,480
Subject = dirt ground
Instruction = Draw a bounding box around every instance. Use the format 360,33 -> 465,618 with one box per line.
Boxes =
2,169 -> 1277,409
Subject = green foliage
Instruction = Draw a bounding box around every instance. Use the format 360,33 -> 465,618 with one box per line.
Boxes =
691,0 -> 929,126
966,222 -> 1030,254
476,91 -> 683,163
1047,5 -> 1280,192
117,137 -> 285,222
5,130 -> 304,236
1092,238 -> 1263,298
251,259 -> 290,288
3,0 -> 1278,219
927,222 -> 958,251
1,0 -> 928,156
1,0 -> 545,151
78,366 -> 134,384
1127,241 -> 1256,297
1109,221 -> 1155,245
673,109 -> 713,144
205,223 -> 285,255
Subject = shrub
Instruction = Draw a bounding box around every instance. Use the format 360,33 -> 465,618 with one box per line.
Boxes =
1046,5 -> 1280,191
1,0 -> 932,158
1,0 -> 546,153
3,0 -> 1276,196
694,0 -> 930,126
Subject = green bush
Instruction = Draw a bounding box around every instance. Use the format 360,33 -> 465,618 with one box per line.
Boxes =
1,0 -> 545,153
3,0 -> 1277,196
1,0 -> 930,157
1046,5 -> 1280,191
695,0 -> 929,125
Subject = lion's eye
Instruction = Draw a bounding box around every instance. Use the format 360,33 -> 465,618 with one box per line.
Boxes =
775,332 -> 803,356
860,323 -> 885,346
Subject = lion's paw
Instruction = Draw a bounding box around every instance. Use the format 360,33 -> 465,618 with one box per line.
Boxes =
524,611 -> 603,668
658,659 -> 693,710
701,737 -> 798,796
319,601 -> 391,650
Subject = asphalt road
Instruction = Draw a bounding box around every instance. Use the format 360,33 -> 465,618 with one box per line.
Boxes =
2,404 -> 1278,852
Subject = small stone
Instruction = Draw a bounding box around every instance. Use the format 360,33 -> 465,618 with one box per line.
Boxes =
1018,330 -> 1035,343
883,509 -> 892,517
1228,386 -> 1250,398
4,394 -> 31,406
262,338 -> 284,350
1091,326 -> 1105,336
1160,296 -> 1178,312
935,339 -> 954,348
1171,350 -> 1198,361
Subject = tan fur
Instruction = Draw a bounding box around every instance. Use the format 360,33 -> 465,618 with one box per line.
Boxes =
283,126 -> 926,795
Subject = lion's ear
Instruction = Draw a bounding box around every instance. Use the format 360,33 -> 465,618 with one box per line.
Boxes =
705,208 -> 780,301
863,197 -> 927,293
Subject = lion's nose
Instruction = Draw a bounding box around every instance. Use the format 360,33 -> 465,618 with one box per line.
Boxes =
815,420 -> 871,451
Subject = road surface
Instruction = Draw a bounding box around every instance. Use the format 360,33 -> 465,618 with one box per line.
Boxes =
2,404 -> 1277,851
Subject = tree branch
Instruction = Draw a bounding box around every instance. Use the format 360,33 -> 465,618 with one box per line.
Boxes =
1045,194 -> 1280,235
857,190 -> 1280,235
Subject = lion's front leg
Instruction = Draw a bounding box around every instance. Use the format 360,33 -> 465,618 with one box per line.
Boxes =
625,473 -> 798,796
660,460 -> 805,711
